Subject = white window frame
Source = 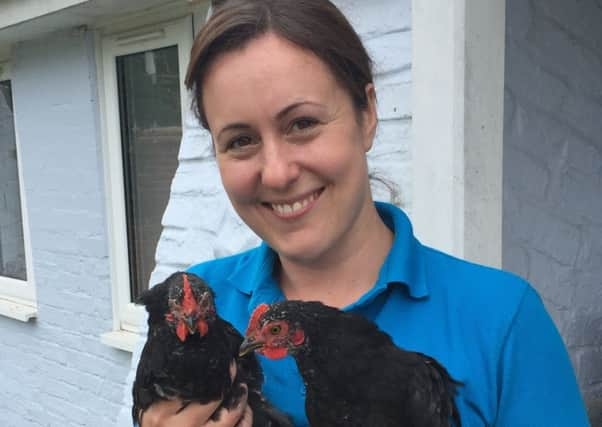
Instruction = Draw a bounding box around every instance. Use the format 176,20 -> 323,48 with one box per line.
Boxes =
98,16 -> 193,351
0,59 -> 37,322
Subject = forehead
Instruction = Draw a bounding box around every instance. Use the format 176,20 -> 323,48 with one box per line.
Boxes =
201,33 -> 344,126
205,32 -> 334,86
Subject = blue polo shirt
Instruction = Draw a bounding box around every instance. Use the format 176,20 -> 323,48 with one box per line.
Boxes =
188,202 -> 589,426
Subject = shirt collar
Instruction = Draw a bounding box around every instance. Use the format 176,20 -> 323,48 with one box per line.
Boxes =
226,202 -> 429,311
372,201 -> 429,299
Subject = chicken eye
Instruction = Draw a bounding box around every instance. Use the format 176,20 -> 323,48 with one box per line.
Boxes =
269,325 -> 282,335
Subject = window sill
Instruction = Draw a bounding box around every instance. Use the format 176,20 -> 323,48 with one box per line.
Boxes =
0,297 -> 37,322
100,329 -> 140,353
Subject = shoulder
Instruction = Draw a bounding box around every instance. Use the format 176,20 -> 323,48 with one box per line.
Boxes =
415,245 -> 541,365
187,246 -> 261,290
421,244 -> 530,317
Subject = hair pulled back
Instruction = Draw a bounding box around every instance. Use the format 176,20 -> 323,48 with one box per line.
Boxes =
185,0 -> 374,130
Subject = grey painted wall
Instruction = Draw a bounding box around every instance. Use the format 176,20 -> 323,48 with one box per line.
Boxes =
0,28 -> 130,426
503,0 -> 602,417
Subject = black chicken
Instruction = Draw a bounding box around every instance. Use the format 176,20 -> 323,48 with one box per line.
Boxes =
132,272 -> 291,426
240,300 -> 462,427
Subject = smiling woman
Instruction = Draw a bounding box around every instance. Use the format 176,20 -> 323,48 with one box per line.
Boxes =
202,34 -> 387,276
134,1 -> 589,426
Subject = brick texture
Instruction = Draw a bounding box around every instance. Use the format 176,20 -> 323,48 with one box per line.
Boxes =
0,28 -> 131,426
504,0 -> 602,416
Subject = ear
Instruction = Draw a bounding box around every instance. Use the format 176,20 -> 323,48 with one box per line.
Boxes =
361,83 -> 378,152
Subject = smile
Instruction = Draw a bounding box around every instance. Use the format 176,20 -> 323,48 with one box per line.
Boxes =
268,189 -> 323,218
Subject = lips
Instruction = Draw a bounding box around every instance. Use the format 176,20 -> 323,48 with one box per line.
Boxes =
267,189 -> 323,218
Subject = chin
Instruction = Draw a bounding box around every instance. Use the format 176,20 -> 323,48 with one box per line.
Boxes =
275,243 -> 325,264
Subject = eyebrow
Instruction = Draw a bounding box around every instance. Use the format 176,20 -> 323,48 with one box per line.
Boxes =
216,123 -> 250,141
216,101 -> 325,141
274,101 -> 324,121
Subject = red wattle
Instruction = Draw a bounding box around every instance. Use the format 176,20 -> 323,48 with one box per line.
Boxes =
176,322 -> 188,342
262,347 -> 288,360
198,320 -> 208,336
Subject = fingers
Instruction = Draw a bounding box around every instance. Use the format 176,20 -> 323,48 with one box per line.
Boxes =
141,398 -> 223,427
229,360 -> 237,382
204,385 -> 249,427
140,360 -> 243,427
234,406 -> 253,427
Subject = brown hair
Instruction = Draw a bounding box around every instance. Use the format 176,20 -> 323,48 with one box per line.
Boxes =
185,0 -> 374,130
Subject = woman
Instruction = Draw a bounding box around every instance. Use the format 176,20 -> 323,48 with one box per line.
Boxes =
140,0 -> 589,426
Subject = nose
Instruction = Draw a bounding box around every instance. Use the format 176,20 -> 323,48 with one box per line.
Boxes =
260,138 -> 300,190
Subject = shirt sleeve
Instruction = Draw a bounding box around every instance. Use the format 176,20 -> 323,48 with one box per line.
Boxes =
495,286 -> 590,427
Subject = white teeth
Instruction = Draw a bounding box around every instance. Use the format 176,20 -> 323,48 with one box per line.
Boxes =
271,192 -> 317,216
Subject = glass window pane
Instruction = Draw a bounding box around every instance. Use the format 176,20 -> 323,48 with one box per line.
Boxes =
116,46 -> 182,301
0,80 -> 27,281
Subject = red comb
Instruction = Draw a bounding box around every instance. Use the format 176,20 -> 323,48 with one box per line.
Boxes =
181,274 -> 197,313
247,303 -> 270,335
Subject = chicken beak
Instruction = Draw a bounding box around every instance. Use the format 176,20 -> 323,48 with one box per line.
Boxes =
184,316 -> 196,334
239,336 -> 264,356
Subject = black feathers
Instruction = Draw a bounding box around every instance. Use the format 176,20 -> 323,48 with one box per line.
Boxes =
132,272 -> 291,426
245,300 -> 462,427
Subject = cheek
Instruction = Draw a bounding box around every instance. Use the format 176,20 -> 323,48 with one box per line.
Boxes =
217,158 -> 259,203
312,126 -> 368,175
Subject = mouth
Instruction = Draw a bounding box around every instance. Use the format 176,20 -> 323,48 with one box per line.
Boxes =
265,188 -> 324,219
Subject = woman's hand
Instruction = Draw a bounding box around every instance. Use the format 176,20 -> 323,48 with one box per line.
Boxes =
140,362 -> 253,427
139,394 -> 252,427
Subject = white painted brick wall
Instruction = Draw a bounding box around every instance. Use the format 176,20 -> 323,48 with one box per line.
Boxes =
504,0 -> 602,414
0,28 -> 131,426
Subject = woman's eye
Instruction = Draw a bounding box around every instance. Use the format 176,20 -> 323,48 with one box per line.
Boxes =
290,117 -> 319,132
228,135 -> 255,150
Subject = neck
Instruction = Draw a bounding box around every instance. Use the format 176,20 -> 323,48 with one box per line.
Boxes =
290,308 -> 386,383
279,203 -> 393,308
